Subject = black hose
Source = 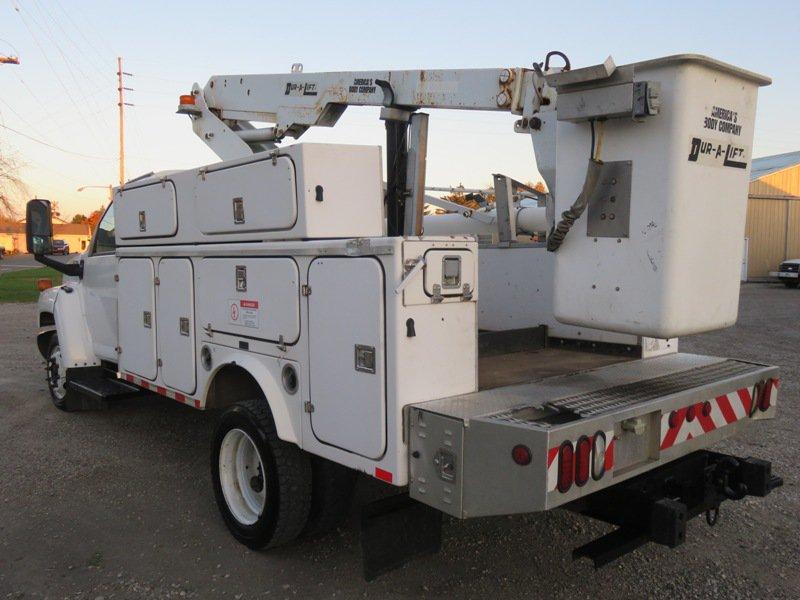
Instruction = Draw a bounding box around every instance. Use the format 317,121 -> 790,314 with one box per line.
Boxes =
546,159 -> 604,252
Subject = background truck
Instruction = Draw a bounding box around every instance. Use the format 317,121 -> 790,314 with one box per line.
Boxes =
26,51 -> 782,579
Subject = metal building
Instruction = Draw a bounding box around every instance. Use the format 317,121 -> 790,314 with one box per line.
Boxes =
745,151 -> 800,278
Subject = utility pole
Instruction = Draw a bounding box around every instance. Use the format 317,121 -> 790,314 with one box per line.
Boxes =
117,57 -> 134,186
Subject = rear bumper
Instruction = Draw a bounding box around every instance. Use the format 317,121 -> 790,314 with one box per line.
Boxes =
408,353 -> 778,518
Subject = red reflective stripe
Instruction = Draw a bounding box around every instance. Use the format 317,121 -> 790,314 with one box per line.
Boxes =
375,468 -> 393,483
156,386 -> 167,396
716,395 -> 738,424
605,438 -> 615,470
174,392 -> 186,403
697,410 -> 716,433
139,380 -> 150,389
547,447 -> 559,468
737,388 -> 752,414
193,399 -> 201,409
125,373 -> 135,382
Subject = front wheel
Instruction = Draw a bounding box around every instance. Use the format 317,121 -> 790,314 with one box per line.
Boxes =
211,398 -> 312,549
45,334 -> 80,411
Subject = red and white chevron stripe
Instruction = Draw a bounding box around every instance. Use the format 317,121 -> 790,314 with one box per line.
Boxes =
659,383 -> 776,450
547,430 -> 615,492
120,372 -> 201,409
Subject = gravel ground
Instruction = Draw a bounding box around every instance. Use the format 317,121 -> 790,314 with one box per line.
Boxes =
0,282 -> 797,599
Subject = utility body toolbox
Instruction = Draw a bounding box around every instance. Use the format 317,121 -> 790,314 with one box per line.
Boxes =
114,143 -> 384,244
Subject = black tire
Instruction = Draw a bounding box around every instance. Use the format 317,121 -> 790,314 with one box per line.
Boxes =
782,280 -> 799,288
303,456 -> 357,537
45,334 -> 80,411
211,398 -> 312,549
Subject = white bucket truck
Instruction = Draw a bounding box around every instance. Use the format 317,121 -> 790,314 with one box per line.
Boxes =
26,52 -> 782,579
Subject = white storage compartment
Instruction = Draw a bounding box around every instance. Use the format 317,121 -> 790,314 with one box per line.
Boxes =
308,257 -> 386,459
156,258 -> 196,394
196,258 -> 300,344
196,155 -> 297,234
116,181 -> 178,239
552,56 -> 770,338
118,258 -> 157,380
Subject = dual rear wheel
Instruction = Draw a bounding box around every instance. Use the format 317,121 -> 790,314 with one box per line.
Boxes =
211,397 -> 356,549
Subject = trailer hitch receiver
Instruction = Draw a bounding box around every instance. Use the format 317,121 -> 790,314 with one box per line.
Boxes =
572,451 -> 782,568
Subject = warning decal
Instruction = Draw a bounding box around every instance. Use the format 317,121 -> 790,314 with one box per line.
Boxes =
228,298 -> 260,328
687,136 -> 749,170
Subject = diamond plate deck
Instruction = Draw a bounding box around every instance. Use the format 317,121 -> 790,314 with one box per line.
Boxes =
541,360 -> 761,418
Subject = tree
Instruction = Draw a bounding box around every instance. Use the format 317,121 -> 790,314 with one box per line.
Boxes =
0,145 -> 26,222
71,214 -> 88,224
86,208 -> 104,230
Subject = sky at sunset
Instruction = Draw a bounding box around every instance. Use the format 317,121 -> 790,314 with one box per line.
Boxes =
1,0 -> 799,220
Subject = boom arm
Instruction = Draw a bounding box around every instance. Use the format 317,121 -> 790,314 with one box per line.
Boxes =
179,64 -> 552,159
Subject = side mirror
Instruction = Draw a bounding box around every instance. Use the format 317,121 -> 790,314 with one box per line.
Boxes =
26,199 -> 53,255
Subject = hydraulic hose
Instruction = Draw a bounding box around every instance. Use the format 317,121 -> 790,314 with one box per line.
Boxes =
546,158 -> 604,252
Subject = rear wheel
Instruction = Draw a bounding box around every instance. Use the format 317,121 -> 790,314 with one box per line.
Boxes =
45,335 -> 80,411
211,398 -> 311,549
782,279 -> 799,288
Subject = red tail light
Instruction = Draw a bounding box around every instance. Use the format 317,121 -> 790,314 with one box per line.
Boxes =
686,404 -> 697,422
758,378 -> 778,411
557,442 -> 574,493
575,436 -> 591,487
511,444 -> 532,466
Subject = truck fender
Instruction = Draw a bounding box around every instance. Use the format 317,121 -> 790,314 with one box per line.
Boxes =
35,286 -> 59,357
203,350 -> 301,446
51,287 -> 101,368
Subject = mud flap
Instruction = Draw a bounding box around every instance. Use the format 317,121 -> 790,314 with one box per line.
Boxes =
360,493 -> 442,581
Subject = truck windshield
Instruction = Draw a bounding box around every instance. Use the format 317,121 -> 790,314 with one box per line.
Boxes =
93,204 -> 116,254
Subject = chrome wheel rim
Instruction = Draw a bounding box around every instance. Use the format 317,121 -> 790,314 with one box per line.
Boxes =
48,346 -> 67,400
218,428 -> 266,525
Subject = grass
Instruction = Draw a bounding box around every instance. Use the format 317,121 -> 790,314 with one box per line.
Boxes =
0,266 -> 63,303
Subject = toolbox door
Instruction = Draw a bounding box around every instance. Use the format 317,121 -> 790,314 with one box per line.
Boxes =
116,181 -> 178,239
195,156 -> 297,234
156,258 -> 196,394
308,257 -> 386,459
118,258 -> 157,380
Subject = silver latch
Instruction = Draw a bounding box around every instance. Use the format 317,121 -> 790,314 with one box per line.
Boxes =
154,276 -> 160,286
441,256 -> 461,289
235,265 -> 247,292
203,323 -> 213,337
232,197 -> 245,224
179,317 -> 190,336
143,311 -> 152,328
462,283 -> 473,301
354,344 -> 376,374
304,401 -> 315,413
157,358 -> 163,367
138,210 -> 146,232
277,334 -> 287,352
301,284 -> 312,296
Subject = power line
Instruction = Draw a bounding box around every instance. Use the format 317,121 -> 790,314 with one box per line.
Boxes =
10,1 -> 110,169
0,123 -> 115,160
